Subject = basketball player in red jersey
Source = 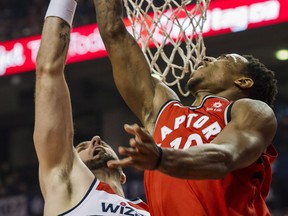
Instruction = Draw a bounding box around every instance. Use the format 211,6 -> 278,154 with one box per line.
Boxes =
93,0 -> 278,215
34,0 -> 150,215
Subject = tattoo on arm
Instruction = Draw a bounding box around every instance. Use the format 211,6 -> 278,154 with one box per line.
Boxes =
59,21 -> 71,53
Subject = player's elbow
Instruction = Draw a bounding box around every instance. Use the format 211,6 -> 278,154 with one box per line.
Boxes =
36,58 -> 63,77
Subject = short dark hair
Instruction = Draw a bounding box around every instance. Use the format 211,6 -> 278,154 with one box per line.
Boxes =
242,55 -> 278,107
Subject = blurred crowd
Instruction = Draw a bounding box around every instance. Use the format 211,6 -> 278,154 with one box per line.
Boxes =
0,0 -> 95,42
0,162 -> 44,216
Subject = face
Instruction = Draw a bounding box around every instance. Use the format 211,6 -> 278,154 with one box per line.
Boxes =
186,53 -> 248,96
76,136 -> 119,171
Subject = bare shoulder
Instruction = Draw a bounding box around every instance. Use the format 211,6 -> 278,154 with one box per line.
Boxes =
232,98 -> 275,117
231,98 -> 277,131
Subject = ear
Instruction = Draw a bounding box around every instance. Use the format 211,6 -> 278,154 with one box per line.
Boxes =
234,77 -> 254,89
120,172 -> 126,184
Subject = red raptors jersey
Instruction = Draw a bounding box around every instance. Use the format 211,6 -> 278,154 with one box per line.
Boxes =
145,95 -> 277,216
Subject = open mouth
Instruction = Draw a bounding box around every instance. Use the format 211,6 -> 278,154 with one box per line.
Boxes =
93,147 -> 104,157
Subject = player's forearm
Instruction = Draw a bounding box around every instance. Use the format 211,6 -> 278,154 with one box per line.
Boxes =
158,144 -> 233,179
93,0 -> 126,43
36,18 -> 70,74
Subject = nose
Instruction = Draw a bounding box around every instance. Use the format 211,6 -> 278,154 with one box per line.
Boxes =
91,136 -> 101,146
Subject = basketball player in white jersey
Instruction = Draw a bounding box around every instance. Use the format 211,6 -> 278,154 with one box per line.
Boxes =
34,0 -> 150,215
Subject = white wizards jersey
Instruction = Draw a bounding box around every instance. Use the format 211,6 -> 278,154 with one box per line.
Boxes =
59,178 -> 150,216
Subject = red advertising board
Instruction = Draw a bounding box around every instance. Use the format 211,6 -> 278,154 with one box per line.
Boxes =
0,0 -> 287,76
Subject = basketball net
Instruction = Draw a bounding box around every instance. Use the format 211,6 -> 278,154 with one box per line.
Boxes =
123,0 -> 210,96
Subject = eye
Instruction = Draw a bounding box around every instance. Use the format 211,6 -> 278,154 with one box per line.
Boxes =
76,144 -> 87,153
203,56 -> 215,63
77,147 -> 85,153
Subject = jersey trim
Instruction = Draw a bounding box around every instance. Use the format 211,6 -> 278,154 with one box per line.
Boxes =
128,197 -> 144,203
154,99 -> 178,134
224,102 -> 234,125
58,178 -> 98,216
189,95 -> 230,110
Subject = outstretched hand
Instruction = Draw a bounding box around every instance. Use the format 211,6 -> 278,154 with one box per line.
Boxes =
107,124 -> 162,170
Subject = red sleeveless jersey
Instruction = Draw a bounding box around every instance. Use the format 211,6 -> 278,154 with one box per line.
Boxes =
145,95 -> 277,216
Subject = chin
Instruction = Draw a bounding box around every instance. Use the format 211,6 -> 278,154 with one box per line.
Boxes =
85,154 -> 116,171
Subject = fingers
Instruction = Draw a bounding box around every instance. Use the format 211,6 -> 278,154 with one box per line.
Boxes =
107,150 -> 146,170
129,138 -> 153,155
124,123 -> 154,143
118,142 -> 149,157
107,158 -> 133,168
124,124 -> 137,135
115,123 -> 159,170
118,146 -> 138,156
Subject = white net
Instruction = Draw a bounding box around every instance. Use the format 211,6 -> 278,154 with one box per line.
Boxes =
123,0 -> 210,96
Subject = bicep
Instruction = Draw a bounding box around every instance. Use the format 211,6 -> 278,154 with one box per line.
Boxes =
211,99 -> 277,171
34,73 -> 74,173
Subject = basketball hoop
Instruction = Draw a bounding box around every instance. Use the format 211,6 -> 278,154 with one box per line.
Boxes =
123,0 -> 210,96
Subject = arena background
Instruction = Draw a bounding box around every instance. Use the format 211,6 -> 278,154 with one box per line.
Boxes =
0,0 -> 287,215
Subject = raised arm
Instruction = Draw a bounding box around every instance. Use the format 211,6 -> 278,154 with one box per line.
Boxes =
108,99 -> 277,179
34,16 -> 74,187
93,0 -> 178,132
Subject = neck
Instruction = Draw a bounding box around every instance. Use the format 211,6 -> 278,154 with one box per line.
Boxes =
92,169 -> 125,197
191,91 -> 211,106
